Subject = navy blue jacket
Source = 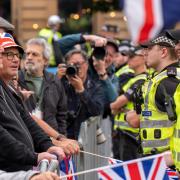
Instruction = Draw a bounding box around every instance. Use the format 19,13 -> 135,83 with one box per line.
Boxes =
62,76 -> 105,139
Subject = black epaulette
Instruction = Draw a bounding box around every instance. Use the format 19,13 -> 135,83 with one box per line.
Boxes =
167,67 -> 177,77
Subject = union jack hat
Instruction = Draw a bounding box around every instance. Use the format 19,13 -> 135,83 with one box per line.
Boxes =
0,32 -> 24,54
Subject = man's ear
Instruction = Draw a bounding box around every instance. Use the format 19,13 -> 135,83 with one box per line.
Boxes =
161,47 -> 168,59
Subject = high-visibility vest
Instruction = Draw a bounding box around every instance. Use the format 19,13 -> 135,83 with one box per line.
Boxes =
141,68 -> 180,155
114,73 -> 147,133
171,83 -> 180,171
115,64 -> 134,77
38,28 -> 62,66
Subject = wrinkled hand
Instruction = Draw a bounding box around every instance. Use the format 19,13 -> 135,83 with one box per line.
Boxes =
67,75 -> 84,93
30,172 -> 60,180
52,138 -> 80,155
37,152 -> 57,163
47,146 -> 66,161
57,63 -> 67,79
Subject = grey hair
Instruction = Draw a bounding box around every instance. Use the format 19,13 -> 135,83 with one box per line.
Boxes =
65,49 -> 88,62
26,38 -> 51,61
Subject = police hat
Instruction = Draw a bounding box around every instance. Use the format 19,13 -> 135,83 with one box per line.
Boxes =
141,35 -> 176,48
165,29 -> 180,41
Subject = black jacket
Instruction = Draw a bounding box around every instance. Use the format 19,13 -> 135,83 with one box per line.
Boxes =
62,75 -> 105,139
0,80 -> 53,172
18,70 -> 67,135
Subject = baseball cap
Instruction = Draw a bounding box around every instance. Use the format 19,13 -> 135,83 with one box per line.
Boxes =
0,32 -> 24,54
141,35 -> 176,48
118,40 -> 132,55
126,46 -> 143,57
0,17 -> 15,31
107,39 -> 119,52
165,29 -> 180,41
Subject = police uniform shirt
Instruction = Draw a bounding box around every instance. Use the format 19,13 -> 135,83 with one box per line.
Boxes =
155,62 -> 179,112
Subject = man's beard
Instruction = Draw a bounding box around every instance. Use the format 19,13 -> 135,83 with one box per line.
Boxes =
25,64 -> 39,76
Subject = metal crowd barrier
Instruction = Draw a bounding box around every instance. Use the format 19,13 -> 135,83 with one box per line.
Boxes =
74,115 -> 112,180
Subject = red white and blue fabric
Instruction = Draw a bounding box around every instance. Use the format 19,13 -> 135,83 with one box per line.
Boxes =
98,154 -> 169,180
166,168 -> 179,180
123,0 -> 180,43
59,156 -> 77,180
0,32 -> 17,48
108,158 -> 122,165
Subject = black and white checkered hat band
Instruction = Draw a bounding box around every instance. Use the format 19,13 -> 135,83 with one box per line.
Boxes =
152,36 -> 176,47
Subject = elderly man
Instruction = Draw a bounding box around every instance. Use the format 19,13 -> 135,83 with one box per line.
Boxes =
18,38 -> 67,135
0,32 -> 65,172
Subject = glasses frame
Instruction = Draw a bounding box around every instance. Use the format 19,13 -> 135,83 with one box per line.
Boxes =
2,52 -> 22,60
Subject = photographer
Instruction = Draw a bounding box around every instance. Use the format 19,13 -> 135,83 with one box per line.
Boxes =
58,49 -> 105,139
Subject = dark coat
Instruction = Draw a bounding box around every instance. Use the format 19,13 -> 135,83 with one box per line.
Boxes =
18,70 -> 67,135
0,80 -> 53,172
62,76 -> 105,139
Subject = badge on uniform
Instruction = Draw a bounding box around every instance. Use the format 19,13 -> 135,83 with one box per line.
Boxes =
142,110 -> 152,116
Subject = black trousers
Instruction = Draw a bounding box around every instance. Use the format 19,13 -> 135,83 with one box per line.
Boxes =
112,129 -> 141,161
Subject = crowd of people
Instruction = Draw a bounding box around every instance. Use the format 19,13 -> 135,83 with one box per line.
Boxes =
0,15 -> 180,179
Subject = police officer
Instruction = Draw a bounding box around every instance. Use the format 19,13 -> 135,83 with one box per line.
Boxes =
110,45 -> 147,160
114,40 -> 135,94
39,15 -> 63,66
138,34 -> 180,156
165,29 -> 180,172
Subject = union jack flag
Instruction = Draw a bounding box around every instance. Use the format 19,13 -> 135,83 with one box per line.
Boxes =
98,154 -> 169,180
59,156 -> 77,180
166,168 -> 179,180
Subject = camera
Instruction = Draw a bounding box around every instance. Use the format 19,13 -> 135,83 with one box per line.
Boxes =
92,47 -> 106,61
66,65 -> 78,77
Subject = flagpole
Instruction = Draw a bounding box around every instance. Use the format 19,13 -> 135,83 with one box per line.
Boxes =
79,150 -> 122,162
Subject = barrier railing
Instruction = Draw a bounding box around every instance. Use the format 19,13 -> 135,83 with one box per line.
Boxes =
75,115 -> 112,180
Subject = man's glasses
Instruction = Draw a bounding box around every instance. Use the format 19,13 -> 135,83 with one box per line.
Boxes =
2,52 -> 22,60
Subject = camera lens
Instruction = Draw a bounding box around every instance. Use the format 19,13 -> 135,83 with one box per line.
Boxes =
92,47 -> 106,60
66,65 -> 77,76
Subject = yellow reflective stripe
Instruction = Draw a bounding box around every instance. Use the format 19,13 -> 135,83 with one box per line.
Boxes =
115,65 -> 134,77
123,73 -> 147,92
142,138 -> 170,148
144,80 -> 153,110
114,120 -> 132,128
140,120 -> 174,128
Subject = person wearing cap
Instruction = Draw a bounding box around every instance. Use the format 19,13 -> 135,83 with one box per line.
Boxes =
0,32 -> 65,172
166,29 -> 180,60
38,15 -> 63,67
126,35 -> 180,159
0,17 -> 15,33
114,40 -> 135,94
165,29 -> 180,172
110,45 -> 147,160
